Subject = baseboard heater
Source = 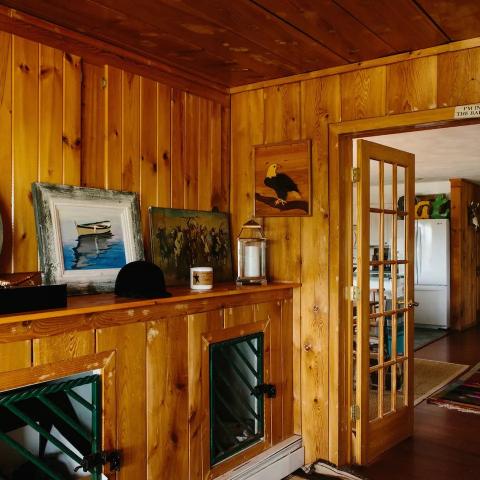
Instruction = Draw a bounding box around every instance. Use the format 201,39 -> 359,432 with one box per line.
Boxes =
217,435 -> 304,480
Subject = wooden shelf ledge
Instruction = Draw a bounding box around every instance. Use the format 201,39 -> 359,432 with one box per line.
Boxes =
0,282 -> 299,328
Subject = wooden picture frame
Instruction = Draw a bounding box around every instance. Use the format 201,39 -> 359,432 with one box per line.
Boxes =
32,182 -> 144,295
254,140 -> 312,217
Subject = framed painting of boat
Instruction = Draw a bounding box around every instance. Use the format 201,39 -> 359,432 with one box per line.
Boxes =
32,183 -> 144,294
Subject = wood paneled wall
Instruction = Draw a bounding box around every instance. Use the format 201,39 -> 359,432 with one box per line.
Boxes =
231,44 -> 480,464
0,34 -> 82,273
0,285 -> 294,479
450,178 -> 480,331
0,32 -> 229,273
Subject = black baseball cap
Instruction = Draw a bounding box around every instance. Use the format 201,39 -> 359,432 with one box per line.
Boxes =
114,261 -> 172,299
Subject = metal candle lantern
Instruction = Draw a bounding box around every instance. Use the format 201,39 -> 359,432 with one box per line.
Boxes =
236,219 -> 267,285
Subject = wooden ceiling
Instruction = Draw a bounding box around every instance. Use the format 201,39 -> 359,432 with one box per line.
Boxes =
1,0 -> 480,87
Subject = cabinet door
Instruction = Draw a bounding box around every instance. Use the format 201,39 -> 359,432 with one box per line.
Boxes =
202,320 -> 273,479
0,351 -> 116,479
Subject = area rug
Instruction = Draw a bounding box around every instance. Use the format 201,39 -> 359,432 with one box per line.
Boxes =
428,361 -> 480,414
414,358 -> 469,405
414,327 -> 448,351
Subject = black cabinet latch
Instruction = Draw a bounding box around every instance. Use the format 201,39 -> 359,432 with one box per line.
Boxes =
251,383 -> 276,398
75,450 -> 121,473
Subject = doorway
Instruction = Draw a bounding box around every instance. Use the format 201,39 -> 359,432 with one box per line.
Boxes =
328,110 -> 480,467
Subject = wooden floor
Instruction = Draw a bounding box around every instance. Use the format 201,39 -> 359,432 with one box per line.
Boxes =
353,324 -> 480,480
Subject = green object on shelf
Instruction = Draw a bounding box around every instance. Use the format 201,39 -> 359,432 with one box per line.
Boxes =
431,194 -> 450,219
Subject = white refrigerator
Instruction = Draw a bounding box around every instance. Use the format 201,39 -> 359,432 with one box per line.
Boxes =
414,219 -> 450,328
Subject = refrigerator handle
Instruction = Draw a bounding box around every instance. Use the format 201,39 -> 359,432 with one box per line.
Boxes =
415,225 -> 419,280
418,225 -> 422,281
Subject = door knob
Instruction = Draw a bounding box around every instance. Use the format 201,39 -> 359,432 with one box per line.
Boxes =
407,301 -> 419,308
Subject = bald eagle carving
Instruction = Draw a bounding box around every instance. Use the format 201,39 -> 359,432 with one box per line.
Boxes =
264,163 -> 302,206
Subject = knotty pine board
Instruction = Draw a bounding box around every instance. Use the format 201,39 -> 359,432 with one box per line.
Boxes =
33,329 -> 95,365
386,56 -> 437,114
0,341 -> 31,372
146,316 -> 189,479
0,31 -> 12,273
97,322 -> 147,480
437,48 -> 480,108
13,36 -> 39,272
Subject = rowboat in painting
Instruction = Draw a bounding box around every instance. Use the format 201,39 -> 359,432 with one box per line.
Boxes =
75,221 -> 112,236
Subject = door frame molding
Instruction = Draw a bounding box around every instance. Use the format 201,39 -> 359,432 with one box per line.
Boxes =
328,106 -> 479,465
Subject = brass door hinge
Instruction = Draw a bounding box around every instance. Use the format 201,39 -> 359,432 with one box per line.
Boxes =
350,286 -> 361,301
352,167 -> 360,183
351,404 -> 360,421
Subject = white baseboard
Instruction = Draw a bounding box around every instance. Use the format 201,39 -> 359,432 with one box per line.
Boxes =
217,436 -> 304,480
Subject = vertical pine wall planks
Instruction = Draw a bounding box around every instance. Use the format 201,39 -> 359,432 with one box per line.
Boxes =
0,32 -> 12,272
340,66 -> 386,120
157,83 -> 172,208
122,71 -> 141,193
146,316 -> 189,480
171,88 -> 186,208
1,34 -> 81,272
450,179 -> 480,330
13,36 -> 39,272
187,310 -> 224,479
106,66 -> 123,191
219,104 -> 230,212
185,93 -> 200,209
33,330 -> 95,365
300,75 -> 340,461
230,90 -> 264,268
62,52 -> 81,186
97,323 -> 147,480
0,341 -> 31,372
263,84 -> 302,283
197,97 -> 212,210
255,301 -> 284,443
81,62 -> 107,189
39,44 -> 63,184
140,76 -> 159,254
0,29 -> 226,271
437,49 -> 480,107
386,57 -> 437,114
230,44 -> 480,465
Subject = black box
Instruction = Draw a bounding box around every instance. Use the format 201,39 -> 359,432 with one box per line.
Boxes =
0,284 -> 67,315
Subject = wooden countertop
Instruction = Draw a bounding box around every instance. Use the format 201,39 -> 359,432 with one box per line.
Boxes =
0,282 -> 299,327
